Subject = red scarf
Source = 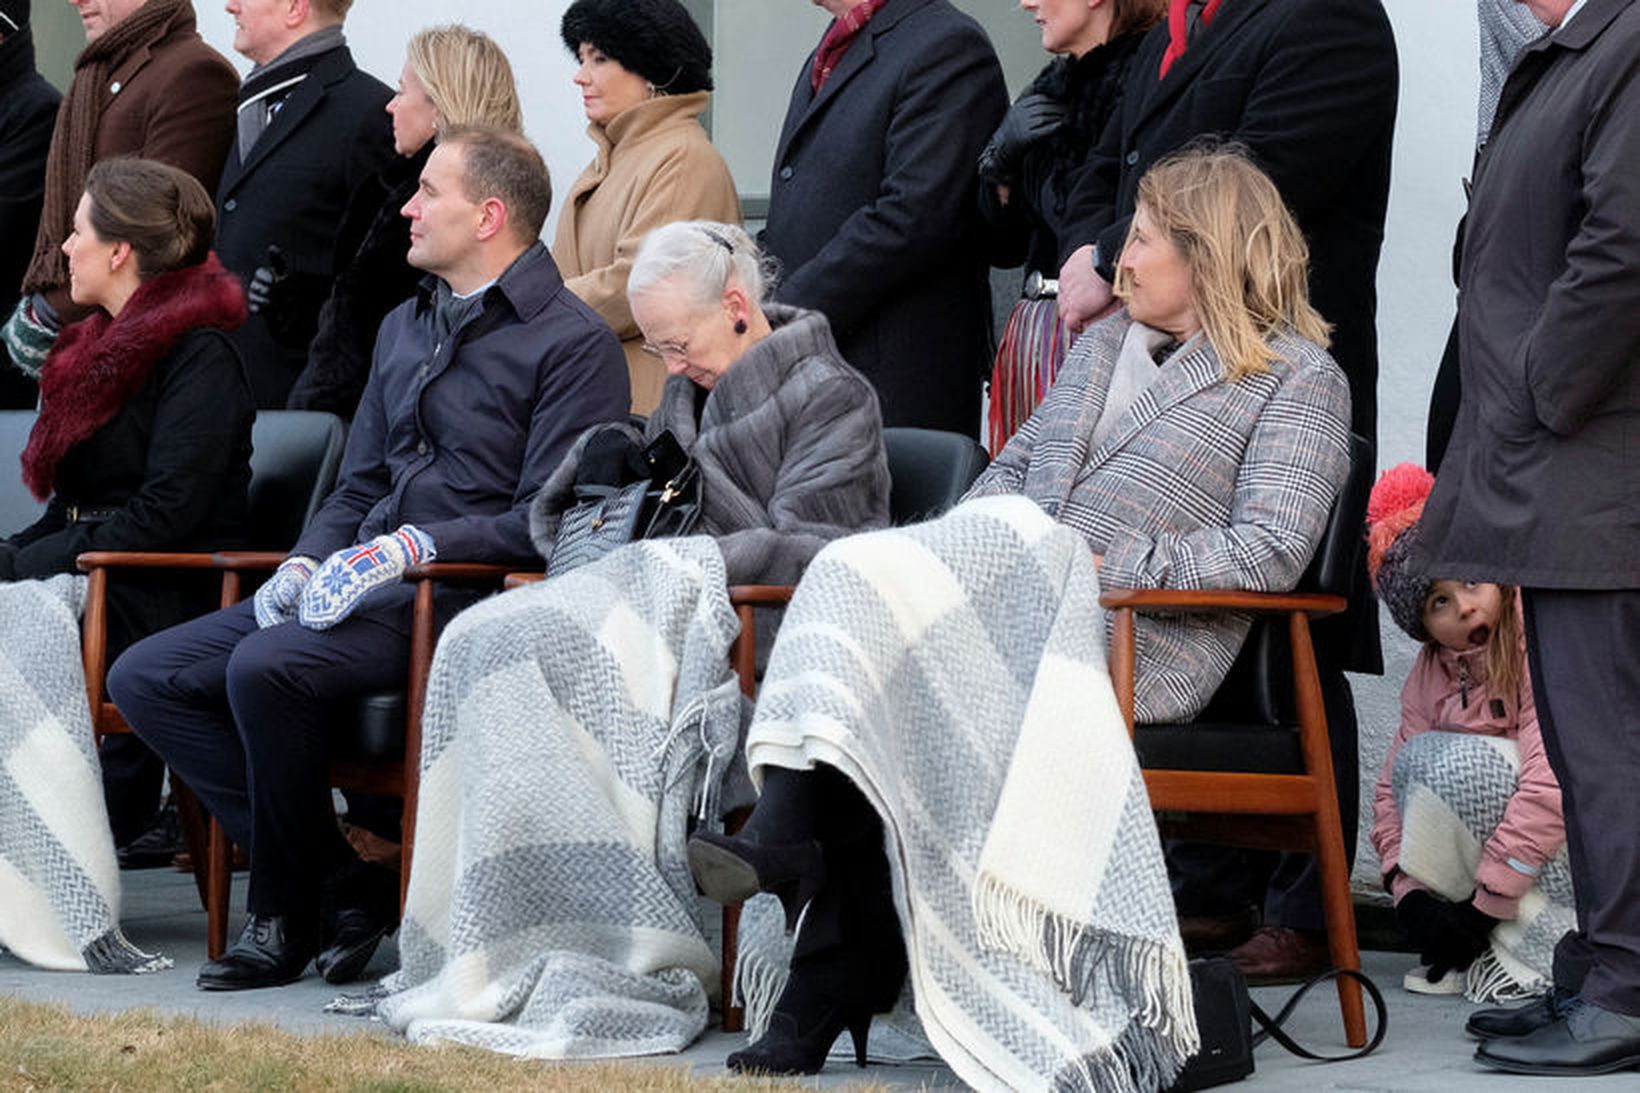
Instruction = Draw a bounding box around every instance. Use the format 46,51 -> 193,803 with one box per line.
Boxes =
811,0 -> 889,93
22,253 -> 245,500
1159,0 -> 1224,78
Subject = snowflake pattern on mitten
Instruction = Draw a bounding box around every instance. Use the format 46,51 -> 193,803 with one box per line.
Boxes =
298,525 -> 434,630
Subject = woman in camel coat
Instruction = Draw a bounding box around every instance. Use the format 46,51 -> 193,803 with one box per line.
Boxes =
552,0 -> 740,414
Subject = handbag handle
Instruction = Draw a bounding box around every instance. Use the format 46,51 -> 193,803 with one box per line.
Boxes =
1249,968 -> 1388,1061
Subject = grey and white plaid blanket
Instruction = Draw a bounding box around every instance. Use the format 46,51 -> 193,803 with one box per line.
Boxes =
377,537 -> 743,1057
740,496 -> 1197,1093
0,575 -> 170,974
1391,729 -> 1574,1001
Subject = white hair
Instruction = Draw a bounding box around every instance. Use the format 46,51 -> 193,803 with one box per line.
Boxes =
627,220 -> 777,311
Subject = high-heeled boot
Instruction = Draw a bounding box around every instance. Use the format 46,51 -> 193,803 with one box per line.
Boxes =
689,765 -> 871,929
727,807 -> 909,1075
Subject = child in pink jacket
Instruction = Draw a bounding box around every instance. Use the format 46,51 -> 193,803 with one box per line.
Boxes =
1367,464 -> 1569,998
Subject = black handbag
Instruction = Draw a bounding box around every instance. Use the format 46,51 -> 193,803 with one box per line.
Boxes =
1167,958 -> 1388,1091
547,429 -> 703,577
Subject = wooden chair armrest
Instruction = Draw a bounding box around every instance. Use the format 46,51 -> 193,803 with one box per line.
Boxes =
1098,587 -> 1347,619
504,572 -> 544,590
76,550 -> 226,572
728,584 -> 796,608
403,561 -> 524,583
209,551 -> 290,571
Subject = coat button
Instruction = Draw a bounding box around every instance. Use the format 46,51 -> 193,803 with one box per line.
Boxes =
1125,150 -> 1139,166
778,165 -> 793,181
224,198 -> 237,212
417,439 -> 428,456
110,81 -> 122,94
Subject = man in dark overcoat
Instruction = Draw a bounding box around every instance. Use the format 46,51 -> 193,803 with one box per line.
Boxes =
213,0 -> 395,407
760,0 -> 1006,437
1417,0 -> 1640,1075
1053,0 -> 1399,982
0,0 -> 60,409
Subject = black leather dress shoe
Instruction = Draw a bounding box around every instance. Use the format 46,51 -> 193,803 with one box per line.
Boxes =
1466,986 -> 1577,1039
314,859 -> 399,984
1475,997 -> 1640,1076
314,905 -> 393,984
197,915 -> 318,991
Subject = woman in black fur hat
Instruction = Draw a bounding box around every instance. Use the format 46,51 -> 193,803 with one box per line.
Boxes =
552,0 -> 741,416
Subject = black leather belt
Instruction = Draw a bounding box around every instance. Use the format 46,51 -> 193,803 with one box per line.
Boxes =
66,505 -> 121,525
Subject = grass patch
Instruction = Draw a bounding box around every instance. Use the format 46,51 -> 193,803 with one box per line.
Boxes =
0,997 -> 873,1092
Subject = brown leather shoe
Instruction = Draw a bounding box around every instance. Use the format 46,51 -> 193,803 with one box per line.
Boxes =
1228,925 -> 1331,985
1178,906 -> 1261,954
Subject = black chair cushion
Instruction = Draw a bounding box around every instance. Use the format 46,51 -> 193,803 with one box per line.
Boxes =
1134,721 -> 1305,775
248,411 -> 348,549
882,427 -> 989,525
332,690 -> 407,760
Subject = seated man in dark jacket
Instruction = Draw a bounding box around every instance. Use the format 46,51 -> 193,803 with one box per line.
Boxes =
108,126 -> 631,992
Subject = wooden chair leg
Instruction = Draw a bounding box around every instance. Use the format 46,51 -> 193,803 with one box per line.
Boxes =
721,902 -> 744,1033
1314,809 -> 1366,1047
207,817 -> 232,959
170,779 -> 212,910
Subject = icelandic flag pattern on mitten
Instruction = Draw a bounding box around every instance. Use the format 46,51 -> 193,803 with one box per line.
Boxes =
299,526 -> 433,630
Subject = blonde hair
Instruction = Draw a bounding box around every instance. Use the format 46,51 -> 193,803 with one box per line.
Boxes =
1115,145 -> 1331,381
406,25 -> 524,135
1482,587 -> 1524,719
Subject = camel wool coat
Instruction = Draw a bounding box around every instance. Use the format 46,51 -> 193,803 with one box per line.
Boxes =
552,91 -> 741,415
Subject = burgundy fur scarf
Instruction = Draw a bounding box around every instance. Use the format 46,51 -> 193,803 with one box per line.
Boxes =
22,253 -> 246,501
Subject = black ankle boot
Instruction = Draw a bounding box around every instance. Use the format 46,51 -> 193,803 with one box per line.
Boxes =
197,914 -> 318,991
725,941 -> 908,1075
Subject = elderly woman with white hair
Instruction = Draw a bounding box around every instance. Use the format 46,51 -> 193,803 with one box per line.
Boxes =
369,220 -> 889,1059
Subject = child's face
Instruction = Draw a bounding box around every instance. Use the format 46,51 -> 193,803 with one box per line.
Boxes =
1423,580 -> 1505,651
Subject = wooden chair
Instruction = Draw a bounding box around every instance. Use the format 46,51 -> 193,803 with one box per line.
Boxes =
1100,433 -> 1375,1048
190,557 -> 520,958
78,410 -> 348,913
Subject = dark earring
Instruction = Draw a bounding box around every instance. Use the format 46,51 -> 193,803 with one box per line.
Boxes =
734,318 -> 747,335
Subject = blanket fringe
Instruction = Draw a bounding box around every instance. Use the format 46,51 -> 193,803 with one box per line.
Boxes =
1465,947 -> 1544,1004
81,928 -> 172,975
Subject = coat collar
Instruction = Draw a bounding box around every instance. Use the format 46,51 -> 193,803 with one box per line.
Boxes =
1126,0 -> 1271,137
1081,324 -> 1225,471
775,0 -> 936,166
218,45 -> 354,193
414,241 -> 564,329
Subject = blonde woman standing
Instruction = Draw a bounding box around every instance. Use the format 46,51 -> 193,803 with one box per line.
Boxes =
553,0 -> 741,414
285,24 -> 522,417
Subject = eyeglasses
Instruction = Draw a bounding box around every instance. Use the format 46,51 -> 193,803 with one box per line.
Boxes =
640,339 -> 689,362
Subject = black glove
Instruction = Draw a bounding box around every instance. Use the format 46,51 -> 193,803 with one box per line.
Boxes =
1397,891 -> 1497,980
977,91 -> 1067,185
246,245 -> 290,316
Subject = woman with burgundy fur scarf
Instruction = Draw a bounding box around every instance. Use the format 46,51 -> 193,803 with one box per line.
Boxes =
0,157 -> 253,643
0,158 -> 253,879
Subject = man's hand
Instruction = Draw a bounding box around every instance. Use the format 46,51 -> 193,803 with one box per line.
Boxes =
253,555 -> 318,628
1058,244 -> 1116,334
298,525 -> 435,630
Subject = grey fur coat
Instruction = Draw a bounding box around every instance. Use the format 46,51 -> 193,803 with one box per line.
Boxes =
967,313 -> 1352,723
530,304 -> 890,586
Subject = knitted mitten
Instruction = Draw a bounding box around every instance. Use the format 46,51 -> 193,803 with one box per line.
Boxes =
298,526 -> 435,630
253,556 -> 318,628
2,295 -> 61,378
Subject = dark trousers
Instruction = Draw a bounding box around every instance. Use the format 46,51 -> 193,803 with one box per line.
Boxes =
100,734 -> 166,848
1168,667 -> 1360,932
107,597 -> 412,918
1523,588 -> 1640,1016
